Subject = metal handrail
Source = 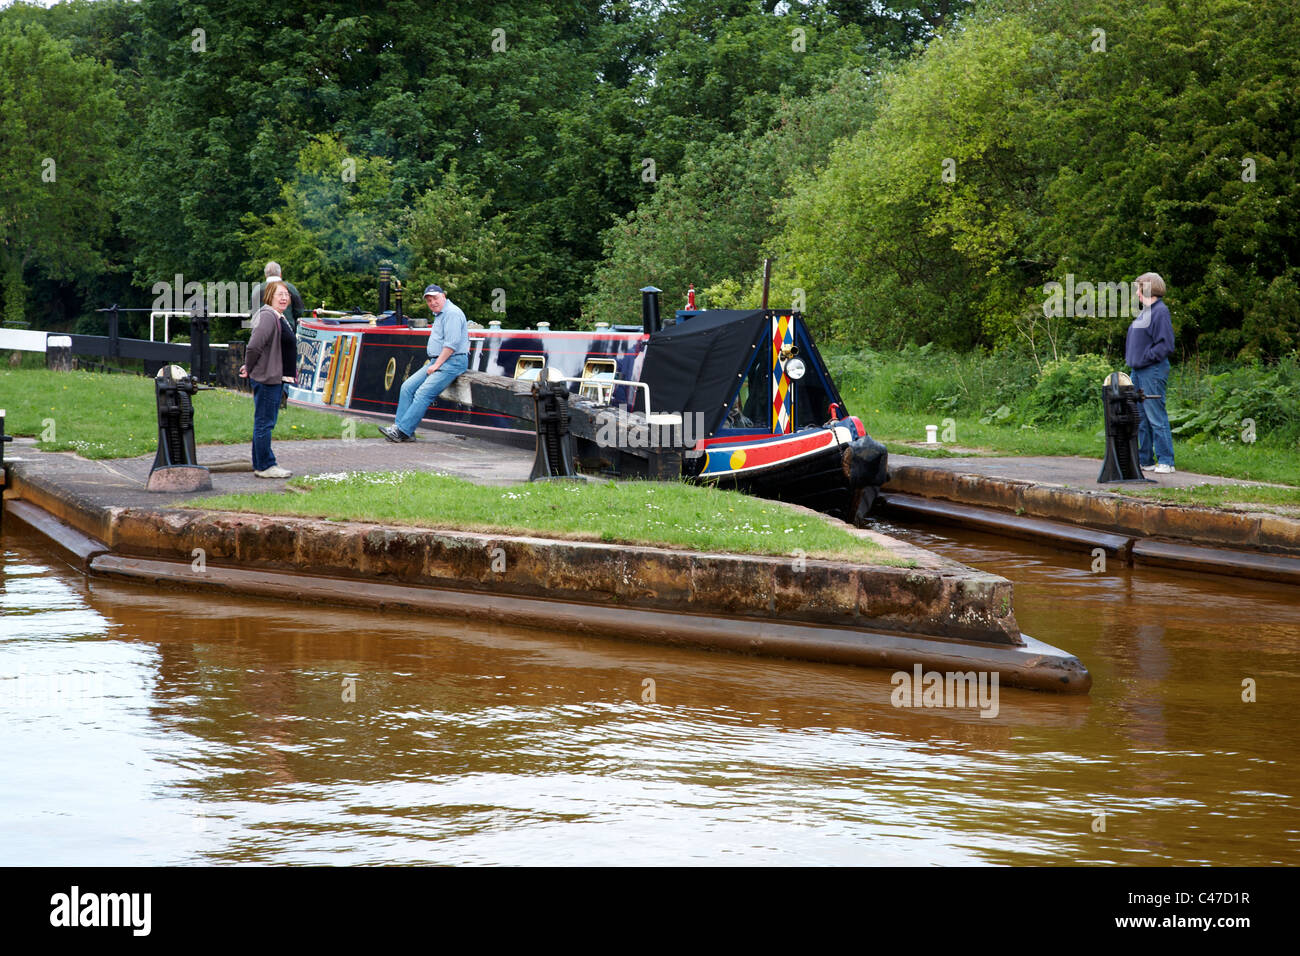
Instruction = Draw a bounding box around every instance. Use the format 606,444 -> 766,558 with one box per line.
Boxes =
548,373 -> 681,425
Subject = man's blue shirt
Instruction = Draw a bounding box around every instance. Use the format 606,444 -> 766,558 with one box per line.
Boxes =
427,299 -> 469,358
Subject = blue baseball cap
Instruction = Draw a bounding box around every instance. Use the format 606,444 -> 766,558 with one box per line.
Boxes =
422,284 -> 445,297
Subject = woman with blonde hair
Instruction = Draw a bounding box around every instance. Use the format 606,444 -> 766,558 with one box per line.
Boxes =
239,279 -> 294,478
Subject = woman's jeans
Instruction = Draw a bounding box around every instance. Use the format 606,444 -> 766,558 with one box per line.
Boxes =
1131,358 -> 1174,467
395,354 -> 469,436
251,381 -> 284,472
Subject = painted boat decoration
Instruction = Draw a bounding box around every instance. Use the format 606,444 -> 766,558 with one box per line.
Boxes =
288,302 -> 888,522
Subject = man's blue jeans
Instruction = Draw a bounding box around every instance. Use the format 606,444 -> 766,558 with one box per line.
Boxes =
1131,358 -> 1174,467
251,381 -> 284,472
395,353 -> 469,436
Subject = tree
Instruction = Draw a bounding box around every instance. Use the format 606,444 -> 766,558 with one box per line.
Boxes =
768,14 -> 1057,348
583,66 -> 888,326
1028,0 -> 1300,357
402,165 -> 537,325
241,135 -> 401,315
0,21 -> 124,327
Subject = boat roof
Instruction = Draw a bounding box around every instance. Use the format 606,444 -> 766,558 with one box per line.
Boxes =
639,309 -> 768,437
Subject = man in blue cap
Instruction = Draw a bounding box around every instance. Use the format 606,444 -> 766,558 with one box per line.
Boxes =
380,284 -> 470,442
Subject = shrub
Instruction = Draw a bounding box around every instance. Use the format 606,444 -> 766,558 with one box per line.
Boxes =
1024,353 -> 1115,425
1168,360 -> 1300,445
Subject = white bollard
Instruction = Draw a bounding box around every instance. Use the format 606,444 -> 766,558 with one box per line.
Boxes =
925,424 -> 938,443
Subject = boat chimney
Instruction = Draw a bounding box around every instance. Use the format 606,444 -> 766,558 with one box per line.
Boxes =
378,265 -> 391,313
537,321 -> 551,331
488,319 -> 502,330
640,286 -> 662,335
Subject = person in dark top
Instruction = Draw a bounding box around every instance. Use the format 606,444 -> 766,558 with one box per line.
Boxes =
1125,272 -> 1176,474
239,281 -> 294,478
278,308 -> 298,396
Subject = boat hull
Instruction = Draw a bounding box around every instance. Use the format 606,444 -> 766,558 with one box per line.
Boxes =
288,317 -> 884,519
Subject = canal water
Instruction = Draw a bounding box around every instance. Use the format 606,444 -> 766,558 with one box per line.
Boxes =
2,521 -> 1296,865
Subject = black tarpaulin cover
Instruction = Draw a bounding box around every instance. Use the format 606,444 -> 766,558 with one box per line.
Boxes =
638,309 -> 767,436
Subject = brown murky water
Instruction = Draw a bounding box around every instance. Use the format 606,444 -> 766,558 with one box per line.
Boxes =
2,521 -> 1297,865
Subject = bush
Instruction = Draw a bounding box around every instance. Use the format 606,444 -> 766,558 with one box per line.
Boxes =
1024,353 -> 1115,426
1168,359 -> 1300,445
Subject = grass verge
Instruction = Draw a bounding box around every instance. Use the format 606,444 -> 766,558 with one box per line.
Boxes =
1115,483 -> 1300,512
0,368 -> 350,459
196,472 -> 906,564
828,350 -> 1300,486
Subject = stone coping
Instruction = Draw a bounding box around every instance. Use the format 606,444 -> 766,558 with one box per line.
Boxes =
5,453 -> 1023,646
887,463 -> 1300,557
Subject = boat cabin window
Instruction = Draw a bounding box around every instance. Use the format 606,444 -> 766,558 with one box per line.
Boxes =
579,359 -> 617,404
723,345 -> 769,432
793,370 -> 835,429
514,355 -> 546,382
723,342 -> 836,432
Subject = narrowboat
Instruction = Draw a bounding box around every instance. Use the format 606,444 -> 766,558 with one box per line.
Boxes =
287,290 -> 889,523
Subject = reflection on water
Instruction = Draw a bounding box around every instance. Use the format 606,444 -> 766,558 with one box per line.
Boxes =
1,522 -> 1297,865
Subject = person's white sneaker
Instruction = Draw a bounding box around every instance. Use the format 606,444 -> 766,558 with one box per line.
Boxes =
1151,463 -> 1175,474
255,465 -> 292,479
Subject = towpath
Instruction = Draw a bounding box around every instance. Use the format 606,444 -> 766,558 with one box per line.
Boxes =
3,430 -> 534,513
889,452 -> 1281,491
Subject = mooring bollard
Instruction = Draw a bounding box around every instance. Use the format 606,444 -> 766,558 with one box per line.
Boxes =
45,335 -> 73,372
147,365 -> 214,493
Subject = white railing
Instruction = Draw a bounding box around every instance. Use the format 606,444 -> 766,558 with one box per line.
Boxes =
0,328 -> 52,352
149,310 -> 248,342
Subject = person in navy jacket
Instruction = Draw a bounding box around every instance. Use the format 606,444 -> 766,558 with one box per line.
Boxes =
1125,272 -> 1176,474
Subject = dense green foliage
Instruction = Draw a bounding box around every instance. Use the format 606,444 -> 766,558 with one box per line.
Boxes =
1167,359 -> 1300,445
763,0 -> 1300,357
2,0 -> 957,332
582,66 -> 888,325
1,0 -> 1295,369
0,19 -> 123,327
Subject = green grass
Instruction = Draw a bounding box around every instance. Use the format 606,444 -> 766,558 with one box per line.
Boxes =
0,368 -> 350,459
197,472 -> 907,564
863,407 -> 1300,484
828,349 -> 1300,486
1116,483 -> 1300,512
